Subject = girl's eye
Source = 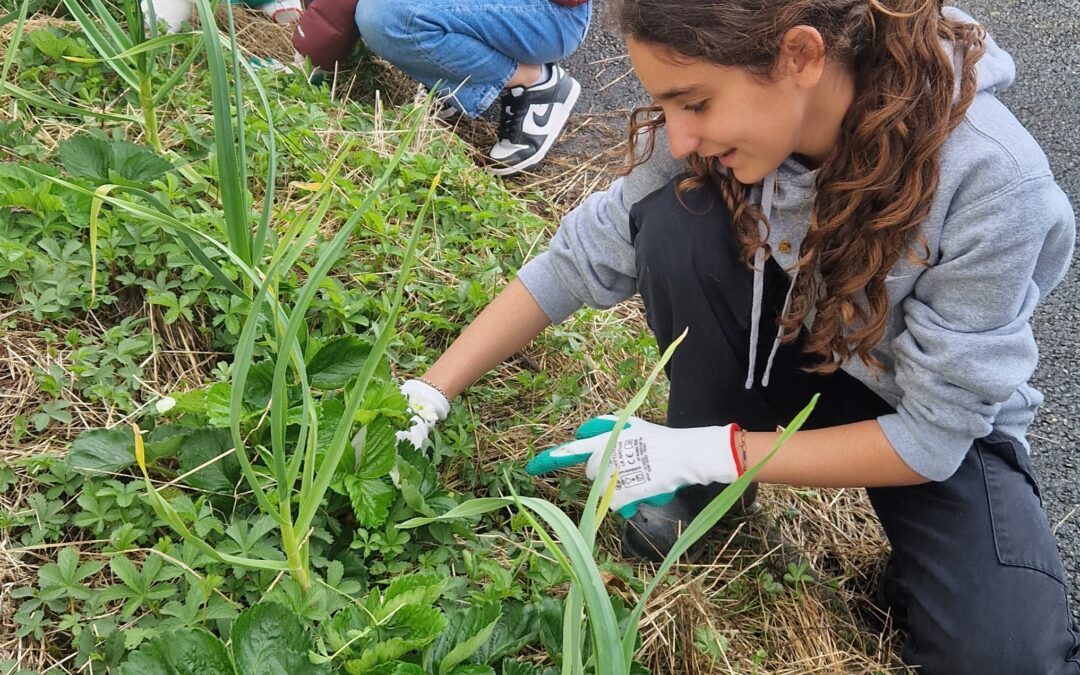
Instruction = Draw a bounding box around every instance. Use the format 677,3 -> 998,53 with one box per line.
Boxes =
683,100 -> 708,113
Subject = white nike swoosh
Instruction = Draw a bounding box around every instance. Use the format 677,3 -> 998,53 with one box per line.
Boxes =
523,102 -> 564,136
489,140 -> 531,160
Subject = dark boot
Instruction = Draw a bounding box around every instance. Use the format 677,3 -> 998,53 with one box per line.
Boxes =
874,552 -> 911,632
620,481 -> 759,562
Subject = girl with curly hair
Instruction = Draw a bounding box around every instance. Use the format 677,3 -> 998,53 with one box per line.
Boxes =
395,1 -> 1078,670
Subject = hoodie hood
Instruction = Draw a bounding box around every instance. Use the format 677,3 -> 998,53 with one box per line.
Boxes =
947,7 -> 1015,97
744,8 -> 1017,389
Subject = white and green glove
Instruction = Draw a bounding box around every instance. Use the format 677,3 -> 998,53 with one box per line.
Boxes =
526,416 -> 744,518
395,379 -> 450,450
141,0 -> 193,34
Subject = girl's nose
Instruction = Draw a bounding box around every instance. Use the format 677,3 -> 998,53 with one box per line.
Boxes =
664,117 -> 702,160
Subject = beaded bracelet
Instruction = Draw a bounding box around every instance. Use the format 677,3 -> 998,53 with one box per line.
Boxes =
417,376 -> 450,401
738,427 -> 749,474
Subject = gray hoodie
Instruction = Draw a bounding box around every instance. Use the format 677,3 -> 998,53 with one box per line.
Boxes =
515,10 -> 1076,481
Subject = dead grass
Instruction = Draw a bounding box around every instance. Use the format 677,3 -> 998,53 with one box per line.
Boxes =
0,302 -> 218,457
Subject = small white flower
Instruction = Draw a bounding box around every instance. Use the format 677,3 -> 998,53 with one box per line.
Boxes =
155,396 -> 176,414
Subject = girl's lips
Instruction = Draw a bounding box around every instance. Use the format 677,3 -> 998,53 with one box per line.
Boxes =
718,148 -> 736,167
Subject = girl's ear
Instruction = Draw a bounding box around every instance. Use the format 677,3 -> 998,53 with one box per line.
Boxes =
779,25 -> 828,88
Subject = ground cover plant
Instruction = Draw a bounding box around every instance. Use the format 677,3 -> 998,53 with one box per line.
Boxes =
1,1 -> 908,672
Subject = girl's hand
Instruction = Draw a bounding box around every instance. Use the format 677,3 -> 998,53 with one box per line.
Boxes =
351,380 -> 449,454
394,379 -> 450,450
526,416 -> 743,517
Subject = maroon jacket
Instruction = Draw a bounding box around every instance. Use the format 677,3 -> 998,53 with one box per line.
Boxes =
292,0 -> 360,71
294,0 -> 589,71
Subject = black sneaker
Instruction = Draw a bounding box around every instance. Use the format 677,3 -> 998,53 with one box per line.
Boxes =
488,63 -> 580,176
621,482 -> 759,563
874,553 -> 911,631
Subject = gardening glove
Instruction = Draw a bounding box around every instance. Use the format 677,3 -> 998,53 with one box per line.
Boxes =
141,0 -> 193,34
526,416 -> 743,518
351,379 -> 448,455
394,379 -> 450,450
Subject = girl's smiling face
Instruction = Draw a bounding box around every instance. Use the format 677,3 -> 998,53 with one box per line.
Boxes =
627,32 -> 850,184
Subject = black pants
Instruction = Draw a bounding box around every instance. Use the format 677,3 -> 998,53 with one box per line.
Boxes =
629,177 -> 1080,674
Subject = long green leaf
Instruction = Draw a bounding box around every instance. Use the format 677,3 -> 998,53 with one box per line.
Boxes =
399,498 -> 513,527
619,394 -> 820,663
517,497 -> 625,673
86,0 -> 137,50
30,172 -> 259,284
506,480 -> 586,675
152,40 -> 205,107
120,0 -> 147,67
402,496 -> 626,672
192,0 -> 250,265
0,1 -> 42,29
62,32 -> 194,64
132,425 -> 290,571
228,265 -> 289,522
87,184 -> 117,304
112,186 -> 247,298
0,82 -> 140,123
224,5 -> 251,255
278,153 -> 353,494
294,124 -> 433,536
2,1 -> 28,82
561,587 -> 585,675
61,0 -> 140,90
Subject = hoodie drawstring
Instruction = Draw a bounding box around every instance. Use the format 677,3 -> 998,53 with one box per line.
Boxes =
762,267 -> 798,387
744,172 -> 776,389
745,172 -> 796,389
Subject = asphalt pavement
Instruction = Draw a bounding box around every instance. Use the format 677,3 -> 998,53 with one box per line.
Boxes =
560,0 -> 1080,619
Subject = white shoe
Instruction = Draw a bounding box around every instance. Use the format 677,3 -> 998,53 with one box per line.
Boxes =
487,63 -> 581,176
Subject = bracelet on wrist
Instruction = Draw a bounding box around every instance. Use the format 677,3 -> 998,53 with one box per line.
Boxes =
417,376 -> 450,401
738,427 -> 749,475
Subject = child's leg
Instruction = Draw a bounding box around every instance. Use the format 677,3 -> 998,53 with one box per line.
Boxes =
354,0 -> 590,117
632,175 -> 1080,671
868,439 -> 1080,674
624,175 -> 893,560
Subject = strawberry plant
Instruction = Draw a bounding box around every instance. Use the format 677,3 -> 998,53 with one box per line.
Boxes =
402,332 -> 819,673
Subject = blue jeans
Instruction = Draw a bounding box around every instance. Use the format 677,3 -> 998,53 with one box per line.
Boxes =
355,0 -> 590,117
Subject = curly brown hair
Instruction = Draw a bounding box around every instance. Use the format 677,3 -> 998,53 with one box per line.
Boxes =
616,0 -> 985,373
